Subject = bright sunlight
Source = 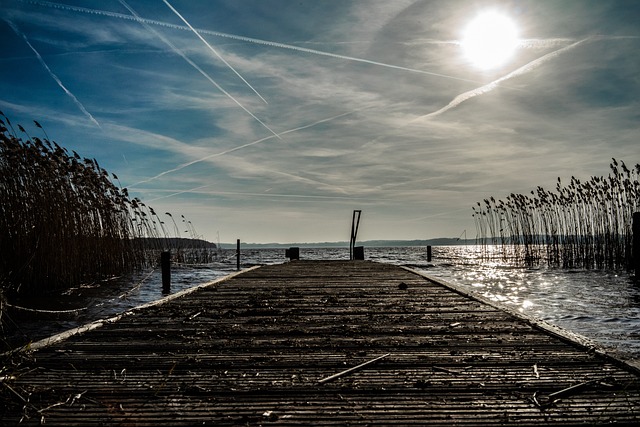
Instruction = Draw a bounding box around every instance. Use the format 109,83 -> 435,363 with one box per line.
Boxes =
461,11 -> 519,70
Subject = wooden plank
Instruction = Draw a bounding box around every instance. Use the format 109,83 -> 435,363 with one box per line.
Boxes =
1,260 -> 639,425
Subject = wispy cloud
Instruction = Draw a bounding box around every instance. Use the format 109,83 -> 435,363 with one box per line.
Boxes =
116,0 -> 280,140
131,106 -> 372,187
103,122 -> 208,156
5,19 -> 100,127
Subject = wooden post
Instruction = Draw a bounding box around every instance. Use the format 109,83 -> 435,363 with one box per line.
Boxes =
286,247 -> 300,260
634,212 -> 640,281
427,245 -> 432,262
354,246 -> 364,260
236,239 -> 241,270
161,251 -> 171,293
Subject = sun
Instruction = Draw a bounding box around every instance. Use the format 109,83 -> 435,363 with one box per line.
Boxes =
461,11 -> 519,70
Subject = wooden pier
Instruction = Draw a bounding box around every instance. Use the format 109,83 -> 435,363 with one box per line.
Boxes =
2,261 -> 639,425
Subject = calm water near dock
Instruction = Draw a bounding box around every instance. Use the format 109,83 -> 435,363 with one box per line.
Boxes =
4,246 -> 640,363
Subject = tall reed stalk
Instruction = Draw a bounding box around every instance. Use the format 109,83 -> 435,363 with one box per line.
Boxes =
0,114 -> 212,298
473,159 -> 640,269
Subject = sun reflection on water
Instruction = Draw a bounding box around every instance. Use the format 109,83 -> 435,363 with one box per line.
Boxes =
426,245 -> 640,359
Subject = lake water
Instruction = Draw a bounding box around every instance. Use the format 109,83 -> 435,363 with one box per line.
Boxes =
4,246 -> 639,364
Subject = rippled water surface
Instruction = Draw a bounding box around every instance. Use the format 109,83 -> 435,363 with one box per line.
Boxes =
5,246 -> 640,362
422,247 -> 640,360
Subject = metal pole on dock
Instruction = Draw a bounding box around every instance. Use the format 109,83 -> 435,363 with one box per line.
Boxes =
350,210 -> 362,260
161,251 -> 171,293
634,212 -> 640,281
236,239 -> 241,270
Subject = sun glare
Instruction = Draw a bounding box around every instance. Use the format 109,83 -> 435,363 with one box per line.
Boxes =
462,11 -> 519,70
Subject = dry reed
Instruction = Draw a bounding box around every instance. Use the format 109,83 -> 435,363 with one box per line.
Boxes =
0,114 -> 215,299
473,159 -> 640,269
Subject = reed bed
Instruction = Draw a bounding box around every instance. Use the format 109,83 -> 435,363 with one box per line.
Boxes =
473,159 -> 640,269
0,113 -> 214,299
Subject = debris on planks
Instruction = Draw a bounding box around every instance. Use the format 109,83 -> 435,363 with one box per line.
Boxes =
318,353 -> 390,384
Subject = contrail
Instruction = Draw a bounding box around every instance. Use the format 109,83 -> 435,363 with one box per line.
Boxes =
160,0 -> 268,104
19,0 -> 482,85
517,38 -> 577,49
404,207 -> 472,222
117,0 -> 280,140
5,19 -> 100,127
145,187 -> 372,203
270,170 -> 349,195
414,38 -> 589,120
131,106 -> 369,186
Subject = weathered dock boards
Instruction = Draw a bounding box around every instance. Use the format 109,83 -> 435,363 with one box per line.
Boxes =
2,261 -> 639,425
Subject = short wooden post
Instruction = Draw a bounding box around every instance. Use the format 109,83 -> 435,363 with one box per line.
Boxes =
286,247 -> 300,260
161,251 -> 171,293
634,212 -> 640,281
354,246 -> 364,260
427,245 -> 432,262
236,239 -> 241,271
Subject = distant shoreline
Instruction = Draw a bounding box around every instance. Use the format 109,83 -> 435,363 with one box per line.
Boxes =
219,238 -> 474,249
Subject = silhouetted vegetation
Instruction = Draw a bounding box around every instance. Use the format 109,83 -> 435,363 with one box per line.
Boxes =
0,113 -> 214,299
473,159 -> 640,269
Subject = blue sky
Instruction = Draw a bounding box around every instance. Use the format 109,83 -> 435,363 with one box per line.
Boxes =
1,1 -> 639,244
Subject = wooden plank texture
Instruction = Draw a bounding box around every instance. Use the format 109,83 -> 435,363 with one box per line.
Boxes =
1,260 -> 639,425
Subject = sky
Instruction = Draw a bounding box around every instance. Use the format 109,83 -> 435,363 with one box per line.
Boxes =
1,1 -> 639,244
